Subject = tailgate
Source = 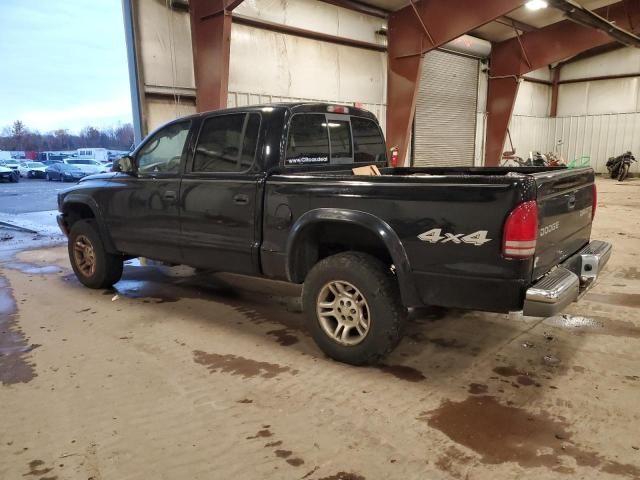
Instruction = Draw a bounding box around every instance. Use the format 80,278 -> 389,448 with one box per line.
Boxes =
532,168 -> 594,280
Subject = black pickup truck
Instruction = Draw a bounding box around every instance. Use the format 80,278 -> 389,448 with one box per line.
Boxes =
57,103 -> 611,365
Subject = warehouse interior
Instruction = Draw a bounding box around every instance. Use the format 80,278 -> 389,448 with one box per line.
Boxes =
125,0 -> 640,174
2,1 -> 640,479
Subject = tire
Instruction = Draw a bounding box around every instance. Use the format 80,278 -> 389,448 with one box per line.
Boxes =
618,164 -> 630,182
302,252 -> 407,366
10,172 -> 19,183
46,173 -> 50,181
68,219 -> 123,289
59,174 -> 64,182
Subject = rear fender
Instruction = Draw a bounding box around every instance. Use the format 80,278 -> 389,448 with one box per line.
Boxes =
286,208 -> 420,306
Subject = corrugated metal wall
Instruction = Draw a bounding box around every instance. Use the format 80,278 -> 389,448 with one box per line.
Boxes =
509,113 -> 640,174
413,50 -> 479,166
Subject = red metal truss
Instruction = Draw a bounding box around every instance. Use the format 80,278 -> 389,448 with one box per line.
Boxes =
386,0 -> 527,164
485,1 -> 640,166
190,0 -> 244,112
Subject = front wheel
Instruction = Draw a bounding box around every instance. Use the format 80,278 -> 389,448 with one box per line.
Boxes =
302,252 -> 407,366
10,172 -> 19,183
618,163 -> 630,182
68,219 -> 123,289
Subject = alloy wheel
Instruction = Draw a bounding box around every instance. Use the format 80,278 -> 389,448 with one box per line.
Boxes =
73,235 -> 97,277
316,280 -> 371,346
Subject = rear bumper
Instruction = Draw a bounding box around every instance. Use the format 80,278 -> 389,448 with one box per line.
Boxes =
523,240 -> 612,317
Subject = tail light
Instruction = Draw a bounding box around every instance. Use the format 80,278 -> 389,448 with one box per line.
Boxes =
591,183 -> 597,220
503,200 -> 538,259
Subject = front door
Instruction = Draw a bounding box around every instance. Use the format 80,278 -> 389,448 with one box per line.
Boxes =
104,120 -> 192,263
180,112 -> 262,274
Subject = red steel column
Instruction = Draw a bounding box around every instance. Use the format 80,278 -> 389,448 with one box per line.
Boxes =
484,1 -> 640,165
190,0 -> 243,112
386,0 -> 527,164
550,67 -> 560,117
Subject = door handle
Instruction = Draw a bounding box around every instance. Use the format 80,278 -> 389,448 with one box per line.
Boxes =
163,190 -> 177,202
233,194 -> 249,205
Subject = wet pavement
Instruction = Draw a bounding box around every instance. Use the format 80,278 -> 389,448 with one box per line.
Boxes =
0,177 -> 639,479
0,178 -> 65,214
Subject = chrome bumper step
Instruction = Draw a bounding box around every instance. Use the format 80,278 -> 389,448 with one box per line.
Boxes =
523,240 -> 612,317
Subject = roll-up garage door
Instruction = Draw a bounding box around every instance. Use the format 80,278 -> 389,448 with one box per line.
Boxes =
413,50 -> 479,166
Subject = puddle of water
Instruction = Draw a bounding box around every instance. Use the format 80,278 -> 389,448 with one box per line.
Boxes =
0,275 -> 38,385
544,315 -> 640,338
317,473 -> 366,480
376,364 -> 426,382
193,350 -> 298,379
418,396 -> 640,478
616,267 -> 639,280
420,396 -> 640,476
492,366 -> 540,387
468,383 -> 488,394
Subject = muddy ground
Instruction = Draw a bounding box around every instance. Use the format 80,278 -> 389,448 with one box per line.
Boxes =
0,177 -> 639,480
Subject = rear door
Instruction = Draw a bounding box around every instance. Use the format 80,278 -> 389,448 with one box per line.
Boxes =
179,112 -> 262,274
532,168 -> 595,279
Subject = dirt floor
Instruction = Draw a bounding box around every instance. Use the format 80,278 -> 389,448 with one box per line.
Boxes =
1,177 -> 639,480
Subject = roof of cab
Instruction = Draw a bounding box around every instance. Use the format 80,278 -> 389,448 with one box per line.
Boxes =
186,102 -> 378,121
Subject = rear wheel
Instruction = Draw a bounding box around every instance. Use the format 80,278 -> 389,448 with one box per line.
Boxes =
618,163 -> 630,182
9,172 -> 19,183
68,219 -> 123,289
302,252 -> 407,366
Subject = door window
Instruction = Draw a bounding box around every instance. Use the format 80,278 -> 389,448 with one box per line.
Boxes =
285,114 -> 329,166
193,113 -> 260,173
351,117 -> 386,163
137,121 -> 191,174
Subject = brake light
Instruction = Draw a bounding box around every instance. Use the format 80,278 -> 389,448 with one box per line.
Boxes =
327,105 -> 349,114
503,200 -> 538,258
591,183 -> 597,220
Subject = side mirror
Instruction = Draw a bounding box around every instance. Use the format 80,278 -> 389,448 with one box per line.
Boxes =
113,155 -> 134,173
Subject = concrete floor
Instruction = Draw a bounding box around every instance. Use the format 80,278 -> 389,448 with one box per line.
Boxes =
0,177 -> 639,480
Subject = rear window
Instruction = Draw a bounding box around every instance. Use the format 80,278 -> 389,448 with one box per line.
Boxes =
285,114 -> 329,166
351,117 -> 386,163
285,113 -> 384,166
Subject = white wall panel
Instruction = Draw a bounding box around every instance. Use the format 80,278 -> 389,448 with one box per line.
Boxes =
561,47 -> 640,80
513,81 -> 551,116
228,24 -> 386,106
235,0 -> 386,46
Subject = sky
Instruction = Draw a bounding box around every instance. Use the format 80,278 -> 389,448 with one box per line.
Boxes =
0,0 -> 132,133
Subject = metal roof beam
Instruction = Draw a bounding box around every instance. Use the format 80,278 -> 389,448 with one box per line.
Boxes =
386,0 -> 527,163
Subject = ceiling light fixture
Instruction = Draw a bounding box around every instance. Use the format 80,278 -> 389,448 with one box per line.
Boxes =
525,0 -> 548,10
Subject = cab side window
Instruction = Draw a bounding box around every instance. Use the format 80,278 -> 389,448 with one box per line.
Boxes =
137,121 -> 191,174
193,113 -> 260,173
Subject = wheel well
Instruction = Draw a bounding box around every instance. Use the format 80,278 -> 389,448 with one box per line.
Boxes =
63,202 -> 95,229
289,222 -> 393,283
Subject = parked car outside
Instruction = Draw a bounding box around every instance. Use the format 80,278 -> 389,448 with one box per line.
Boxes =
46,163 -> 86,182
0,164 -> 19,182
0,159 -> 21,172
18,161 -> 47,178
63,159 -> 109,175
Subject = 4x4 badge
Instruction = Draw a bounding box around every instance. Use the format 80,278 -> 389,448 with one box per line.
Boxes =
418,229 -> 492,246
